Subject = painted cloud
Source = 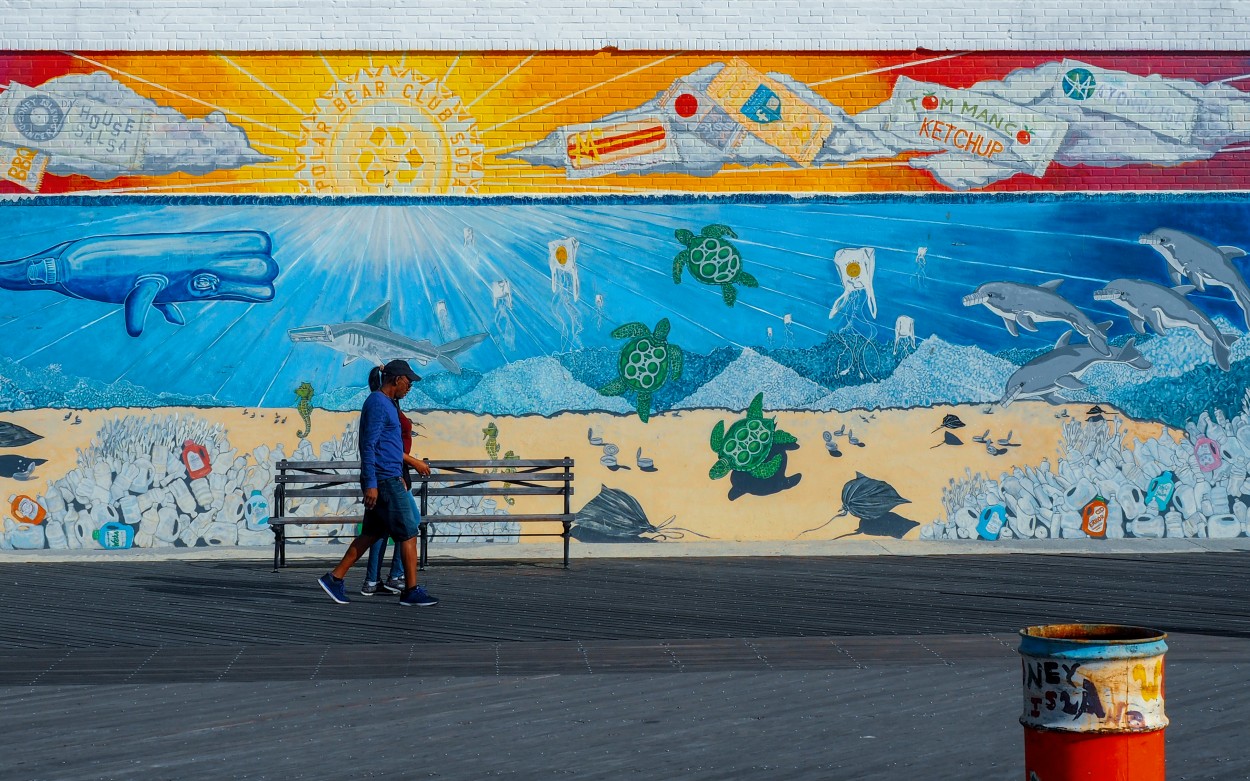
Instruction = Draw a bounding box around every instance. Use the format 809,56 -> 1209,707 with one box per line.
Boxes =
0,72 -> 272,183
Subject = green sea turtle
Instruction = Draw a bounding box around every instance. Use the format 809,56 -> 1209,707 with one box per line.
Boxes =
672,224 -> 759,307
708,392 -> 796,480
598,318 -> 683,423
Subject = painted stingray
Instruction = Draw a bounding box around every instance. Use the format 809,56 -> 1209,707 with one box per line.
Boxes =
0,421 -> 41,448
0,231 -> 278,336
799,472 -> 913,538
572,485 -> 707,542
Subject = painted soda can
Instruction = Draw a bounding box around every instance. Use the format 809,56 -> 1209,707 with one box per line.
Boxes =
1020,624 -> 1167,781
1081,495 -> 1109,538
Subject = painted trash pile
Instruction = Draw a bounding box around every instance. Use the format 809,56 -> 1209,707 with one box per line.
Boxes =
0,413 -> 517,550
923,392 -> 1250,541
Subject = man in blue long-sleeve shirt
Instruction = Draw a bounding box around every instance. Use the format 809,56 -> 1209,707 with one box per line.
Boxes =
317,359 -> 438,607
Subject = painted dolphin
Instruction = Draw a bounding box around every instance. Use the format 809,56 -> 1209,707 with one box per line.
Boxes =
1093,278 -> 1238,371
0,455 -> 47,480
962,279 -> 1111,355
1138,228 -> 1250,330
1001,332 -> 1151,407
0,231 -> 278,337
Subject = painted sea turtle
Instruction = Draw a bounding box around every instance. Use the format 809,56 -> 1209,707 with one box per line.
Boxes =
708,392 -> 797,480
673,224 -> 759,307
598,318 -> 683,423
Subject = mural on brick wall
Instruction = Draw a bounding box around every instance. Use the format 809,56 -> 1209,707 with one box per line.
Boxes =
1,50 -> 1250,550
0,52 -> 1249,194
0,197 -> 1249,551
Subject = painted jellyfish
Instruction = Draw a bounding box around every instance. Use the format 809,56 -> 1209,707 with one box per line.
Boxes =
783,313 -> 795,347
491,278 -> 516,351
911,245 -> 929,288
894,314 -> 917,355
766,326 -> 774,347
548,236 -> 583,351
435,299 -> 457,341
463,227 -> 474,248
594,292 -> 606,330
827,247 -> 883,380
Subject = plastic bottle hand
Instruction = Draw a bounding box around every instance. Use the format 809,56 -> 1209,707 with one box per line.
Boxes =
412,459 -> 431,477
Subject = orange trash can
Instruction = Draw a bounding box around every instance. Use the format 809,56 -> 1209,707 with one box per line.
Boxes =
1019,624 -> 1167,781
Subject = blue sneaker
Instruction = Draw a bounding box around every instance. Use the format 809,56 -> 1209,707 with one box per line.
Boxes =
399,585 -> 438,607
318,573 -> 350,604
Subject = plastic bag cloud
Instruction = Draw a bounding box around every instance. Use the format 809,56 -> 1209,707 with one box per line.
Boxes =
507,59 -> 1250,191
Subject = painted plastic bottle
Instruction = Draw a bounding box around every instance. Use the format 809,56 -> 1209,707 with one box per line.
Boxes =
1081,496 -> 1109,538
244,490 -> 270,531
93,521 -> 134,550
9,494 -> 46,525
181,440 -> 212,480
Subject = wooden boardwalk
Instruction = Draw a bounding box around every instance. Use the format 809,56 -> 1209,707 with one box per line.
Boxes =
2,553 -> 1248,779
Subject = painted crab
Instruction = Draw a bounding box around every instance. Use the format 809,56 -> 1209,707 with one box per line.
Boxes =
598,318 -> 683,423
673,224 -> 759,307
708,392 -> 797,480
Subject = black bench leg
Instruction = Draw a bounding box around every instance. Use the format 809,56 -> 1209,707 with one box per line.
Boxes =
562,521 -> 571,569
419,522 -> 428,570
272,527 -> 281,571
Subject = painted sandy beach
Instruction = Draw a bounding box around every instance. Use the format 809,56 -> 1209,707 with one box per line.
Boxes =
0,401 -> 1172,548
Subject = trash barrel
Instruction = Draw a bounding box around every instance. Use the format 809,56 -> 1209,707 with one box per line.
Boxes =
1019,624 -> 1167,781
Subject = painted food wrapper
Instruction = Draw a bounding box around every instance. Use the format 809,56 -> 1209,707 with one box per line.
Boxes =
706,58 -> 833,165
0,82 -> 150,170
0,143 -> 48,191
659,79 -> 745,153
884,76 -> 1068,178
1054,60 -> 1199,143
563,116 -> 677,177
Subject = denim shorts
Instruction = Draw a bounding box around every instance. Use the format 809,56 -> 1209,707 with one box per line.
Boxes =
361,477 -> 421,542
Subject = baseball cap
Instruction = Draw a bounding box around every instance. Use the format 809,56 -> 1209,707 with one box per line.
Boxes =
382,359 -> 421,382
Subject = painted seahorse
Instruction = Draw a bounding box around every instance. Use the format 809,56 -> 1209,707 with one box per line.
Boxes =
294,382 -> 315,439
483,421 -> 500,460
500,449 -> 519,505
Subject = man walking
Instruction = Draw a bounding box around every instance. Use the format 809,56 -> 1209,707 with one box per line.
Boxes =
317,359 -> 438,607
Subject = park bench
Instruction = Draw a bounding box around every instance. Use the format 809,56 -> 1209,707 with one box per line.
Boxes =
269,458 -> 575,571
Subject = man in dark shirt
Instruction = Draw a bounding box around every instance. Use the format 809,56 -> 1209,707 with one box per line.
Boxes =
317,359 -> 438,607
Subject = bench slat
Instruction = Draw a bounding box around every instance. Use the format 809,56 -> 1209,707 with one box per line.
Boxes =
272,514 -> 574,524
422,486 -> 571,497
278,472 -> 572,484
425,514 -> 574,522
282,486 -> 574,500
277,459 -> 573,470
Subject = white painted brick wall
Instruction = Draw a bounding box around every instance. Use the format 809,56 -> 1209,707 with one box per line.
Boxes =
0,0 -> 1246,51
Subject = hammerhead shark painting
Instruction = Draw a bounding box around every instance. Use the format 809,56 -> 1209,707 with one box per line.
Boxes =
0,231 -> 278,337
288,301 -> 488,375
